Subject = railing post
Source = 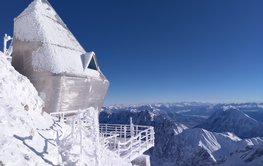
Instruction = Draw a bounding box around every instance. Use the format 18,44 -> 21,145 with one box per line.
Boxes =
105,124 -> 107,134
130,117 -> 134,137
124,126 -> 127,142
152,128 -> 155,144
115,126 -> 117,135
114,135 -> 117,151
130,137 -> 133,161
117,142 -> 120,156
120,126 -> 122,138
146,129 -> 149,147
139,134 -> 141,147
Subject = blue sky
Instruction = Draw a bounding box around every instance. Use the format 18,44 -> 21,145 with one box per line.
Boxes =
1,0 -> 263,104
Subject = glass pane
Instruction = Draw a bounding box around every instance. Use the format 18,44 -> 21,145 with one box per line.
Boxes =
88,57 -> 97,70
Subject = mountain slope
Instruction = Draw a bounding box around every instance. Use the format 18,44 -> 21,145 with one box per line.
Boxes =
152,128 -> 263,166
219,144 -> 263,166
101,105 -> 263,166
196,108 -> 263,138
154,128 -> 240,165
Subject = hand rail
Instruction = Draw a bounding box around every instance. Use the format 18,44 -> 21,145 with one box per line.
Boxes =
99,123 -> 155,162
50,112 -> 155,162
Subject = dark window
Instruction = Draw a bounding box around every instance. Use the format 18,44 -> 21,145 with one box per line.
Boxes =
88,57 -> 97,70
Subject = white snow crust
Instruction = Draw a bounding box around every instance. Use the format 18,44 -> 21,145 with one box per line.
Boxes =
15,0 -> 84,51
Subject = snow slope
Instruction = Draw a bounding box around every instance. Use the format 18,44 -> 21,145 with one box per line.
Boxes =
222,145 -> 263,166
0,52 -> 60,165
197,108 -> 263,138
0,55 -> 130,166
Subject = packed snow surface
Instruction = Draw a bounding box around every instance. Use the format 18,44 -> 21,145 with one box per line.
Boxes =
0,55 -> 130,166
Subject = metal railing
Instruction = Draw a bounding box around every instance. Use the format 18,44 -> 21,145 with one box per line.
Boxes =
99,123 -> 155,162
50,110 -> 81,122
50,112 -> 155,162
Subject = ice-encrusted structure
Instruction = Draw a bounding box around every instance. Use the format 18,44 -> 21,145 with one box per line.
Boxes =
12,0 -> 109,114
5,1 -> 154,165
0,54 -> 130,166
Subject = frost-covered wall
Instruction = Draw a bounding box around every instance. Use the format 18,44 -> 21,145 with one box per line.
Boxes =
13,0 -> 86,75
12,0 -> 106,77
12,0 -> 109,114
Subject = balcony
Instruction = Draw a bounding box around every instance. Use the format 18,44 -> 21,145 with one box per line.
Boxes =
50,111 -> 155,162
99,123 -> 155,162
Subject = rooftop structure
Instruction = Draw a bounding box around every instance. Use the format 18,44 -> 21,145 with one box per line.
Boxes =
12,0 -> 109,113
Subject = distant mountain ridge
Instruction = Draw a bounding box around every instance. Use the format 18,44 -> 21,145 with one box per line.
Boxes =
154,128 -> 263,166
103,102 -> 263,122
196,108 -> 263,138
100,103 -> 263,166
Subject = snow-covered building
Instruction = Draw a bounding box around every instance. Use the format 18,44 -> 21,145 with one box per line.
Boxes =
9,0 -> 154,165
12,0 -> 109,114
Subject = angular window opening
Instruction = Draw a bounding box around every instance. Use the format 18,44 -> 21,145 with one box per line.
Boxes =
88,57 -> 98,70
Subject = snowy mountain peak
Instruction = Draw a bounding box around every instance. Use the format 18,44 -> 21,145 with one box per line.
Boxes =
178,128 -> 241,150
215,108 -> 257,123
197,108 -> 263,138
101,104 -> 263,166
163,128 -> 263,166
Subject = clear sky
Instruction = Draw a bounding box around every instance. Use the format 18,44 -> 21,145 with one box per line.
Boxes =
1,0 -> 263,105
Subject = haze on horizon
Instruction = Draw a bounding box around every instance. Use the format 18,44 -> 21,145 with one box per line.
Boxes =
1,0 -> 263,105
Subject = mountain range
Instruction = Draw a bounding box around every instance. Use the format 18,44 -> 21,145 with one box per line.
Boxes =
197,108 -> 263,138
100,103 -> 263,166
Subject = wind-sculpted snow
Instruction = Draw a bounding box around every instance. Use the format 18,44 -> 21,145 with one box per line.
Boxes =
0,52 -> 43,113
197,108 -> 263,138
0,54 -> 60,165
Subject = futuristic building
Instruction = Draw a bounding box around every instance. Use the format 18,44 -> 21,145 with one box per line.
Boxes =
10,1 -> 154,165
12,0 -> 109,114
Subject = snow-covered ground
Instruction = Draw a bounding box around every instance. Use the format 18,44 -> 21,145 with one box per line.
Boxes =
0,54 -> 130,166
